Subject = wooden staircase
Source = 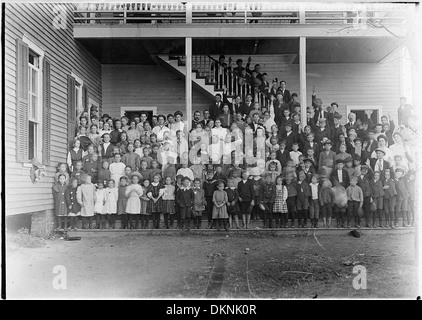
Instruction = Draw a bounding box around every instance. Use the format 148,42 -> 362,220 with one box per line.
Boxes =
155,54 -> 270,107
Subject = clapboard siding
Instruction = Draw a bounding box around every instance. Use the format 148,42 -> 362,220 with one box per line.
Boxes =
102,64 -> 212,118
4,3 -> 102,215
103,55 -> 400,124
297,62 -> 400,124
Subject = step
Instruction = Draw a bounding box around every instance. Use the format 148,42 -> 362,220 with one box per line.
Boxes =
65,226 -> 414,238
59,216 -> 411,230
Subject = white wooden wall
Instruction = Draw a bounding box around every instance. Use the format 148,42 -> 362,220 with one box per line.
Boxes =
5,3 -> 102,215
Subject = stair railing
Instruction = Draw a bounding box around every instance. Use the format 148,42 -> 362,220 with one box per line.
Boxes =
206,55 -> 268,108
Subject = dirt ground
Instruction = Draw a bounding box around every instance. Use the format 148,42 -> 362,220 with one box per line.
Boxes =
5,231 -> 418,299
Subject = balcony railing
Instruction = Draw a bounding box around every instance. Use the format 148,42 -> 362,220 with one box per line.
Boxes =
74,2 -> 412,26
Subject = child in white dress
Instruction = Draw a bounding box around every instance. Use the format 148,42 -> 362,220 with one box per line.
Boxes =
105,179 -> 118,229
94,181 -> 107,229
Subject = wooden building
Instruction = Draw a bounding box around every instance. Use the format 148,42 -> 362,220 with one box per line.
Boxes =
4,1 -> 416,235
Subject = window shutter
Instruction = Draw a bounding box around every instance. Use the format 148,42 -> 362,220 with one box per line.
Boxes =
16,38 -> 29,162
82,85 -> 88,112
43,57 -> 52,165
67,74 -> 76,147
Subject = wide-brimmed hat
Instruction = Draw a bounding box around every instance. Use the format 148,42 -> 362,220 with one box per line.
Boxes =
303,158 -> 316,167
129,171 -> 143,180
249,167 -> 262,176
375,148 -> 386,155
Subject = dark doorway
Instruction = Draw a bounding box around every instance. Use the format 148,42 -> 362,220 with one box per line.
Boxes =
350,109 -> 379,124
124,110 -> 154,123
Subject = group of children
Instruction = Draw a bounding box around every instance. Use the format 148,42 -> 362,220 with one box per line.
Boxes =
52,153 -> 415,230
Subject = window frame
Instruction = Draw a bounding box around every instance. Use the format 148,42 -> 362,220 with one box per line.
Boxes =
22,35 -> 44,166
71,72 -> 84,118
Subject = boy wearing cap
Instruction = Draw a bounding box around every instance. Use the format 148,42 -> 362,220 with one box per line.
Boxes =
276,139 -> 292,168
285,174 -> 298,228
319,140 -> 336,169
358,165 -> 373,227
344,156 -> 355,179
395,168 -> 411,227
346,176 -> 364,228
370,171 -> 385,228
331,159 -> 350,189
203,170 -> 217,229
296,171 -> 311,228
383,169 -> 397,228
175,177 -> 195,230
260,173 -> 277,228
303,158 -> 317,183
238,170 -> 255,229
309,175 -> 321,228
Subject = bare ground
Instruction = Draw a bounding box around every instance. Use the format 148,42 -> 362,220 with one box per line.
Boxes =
6,231 -> 418,299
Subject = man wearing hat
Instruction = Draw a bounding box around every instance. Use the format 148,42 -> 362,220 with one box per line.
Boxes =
369,148 -> 390,178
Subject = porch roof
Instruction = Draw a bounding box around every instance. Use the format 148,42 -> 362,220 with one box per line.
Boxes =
78,37 -> 404,64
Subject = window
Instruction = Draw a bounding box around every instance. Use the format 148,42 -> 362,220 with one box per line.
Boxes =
28,50 -> 42,160
28,44 -> 43,161
72,72 -> 84,118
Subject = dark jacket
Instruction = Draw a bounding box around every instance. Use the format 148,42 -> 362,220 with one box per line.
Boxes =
330,168 -> 350,189
276,149 -> 291,167
260,182 -> 276,203
358,174 -> 372,197
202,179 -> 217,198
176,188 -> 195,208
65,186 -> 81,213
99,143 -> 115,160
370,179 -> 385,198
383,178 -> 397,199
237,179 -> 255,202
282,131 -> 298,151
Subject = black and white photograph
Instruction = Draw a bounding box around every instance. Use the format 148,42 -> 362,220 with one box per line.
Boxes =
2,0 -> 422,302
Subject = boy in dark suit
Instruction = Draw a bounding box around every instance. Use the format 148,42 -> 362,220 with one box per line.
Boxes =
203,170 -> 217,229
175,177 -> 195,230
330,159 -> 350,189
238,170 -> 255,229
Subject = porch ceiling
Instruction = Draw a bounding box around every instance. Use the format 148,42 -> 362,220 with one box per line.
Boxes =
78,37 -> 403,65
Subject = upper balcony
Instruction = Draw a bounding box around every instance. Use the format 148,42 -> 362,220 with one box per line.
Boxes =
73,1 -> 414,39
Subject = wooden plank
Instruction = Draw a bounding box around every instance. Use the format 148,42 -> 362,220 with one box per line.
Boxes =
4,3 -> 102,216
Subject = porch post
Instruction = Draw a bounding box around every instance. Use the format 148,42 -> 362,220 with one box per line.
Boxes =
185,37 -> 193,131
299,36 -> 307,126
